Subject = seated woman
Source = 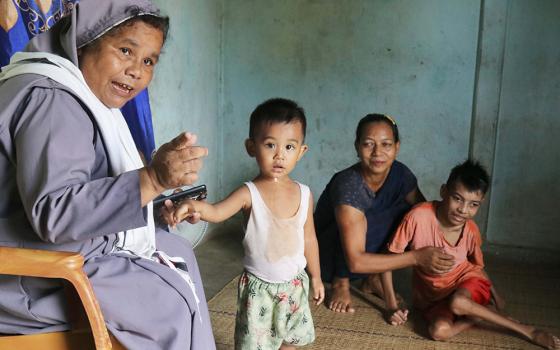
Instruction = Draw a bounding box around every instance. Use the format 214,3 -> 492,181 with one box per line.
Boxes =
315,114 -> 455,313
0,0 -> 215,349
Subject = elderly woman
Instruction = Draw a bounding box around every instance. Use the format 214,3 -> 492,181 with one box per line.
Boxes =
315,114 -> 455,313
0,0 -> 215,349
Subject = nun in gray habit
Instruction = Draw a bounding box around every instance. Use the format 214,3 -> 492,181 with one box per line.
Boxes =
0,0 -> 216,348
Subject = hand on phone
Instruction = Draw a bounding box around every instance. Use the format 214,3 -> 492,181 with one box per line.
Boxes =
153,185 -> 207,206
154,185 -> 207,227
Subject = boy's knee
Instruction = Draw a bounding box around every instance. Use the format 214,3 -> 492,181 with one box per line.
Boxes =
429,321 -> 452,341
449,294 -> 470,316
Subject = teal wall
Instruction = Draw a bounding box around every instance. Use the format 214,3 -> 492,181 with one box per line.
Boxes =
485,1 -> 560,249
149,0 -> 222,243
150,0 -> 221,198
220,0 -> 479,204
149,0 -> 559,250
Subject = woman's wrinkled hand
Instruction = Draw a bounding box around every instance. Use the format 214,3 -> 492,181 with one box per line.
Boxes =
149,132 -> 208,191
159,199 -> 177,227
414,246 -> 455,275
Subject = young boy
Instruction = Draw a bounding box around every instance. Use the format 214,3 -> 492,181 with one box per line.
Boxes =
381,159 -> 559,349
167,98 -> 325,350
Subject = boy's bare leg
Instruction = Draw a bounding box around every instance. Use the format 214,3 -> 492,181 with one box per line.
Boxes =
328,277 -> 355,313
429,314 -> 476,341
449,288 -> 560,349
360,273 -> 385,298
280,344 -> 296,350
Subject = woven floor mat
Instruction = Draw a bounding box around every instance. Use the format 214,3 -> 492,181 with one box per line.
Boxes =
208,276 -> 559,349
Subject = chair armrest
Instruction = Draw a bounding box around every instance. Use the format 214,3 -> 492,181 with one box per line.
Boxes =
0,247 -> 112,350
0,247 -> 83,278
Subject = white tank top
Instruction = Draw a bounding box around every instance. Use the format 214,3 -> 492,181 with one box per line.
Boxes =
243,181 -> 309,283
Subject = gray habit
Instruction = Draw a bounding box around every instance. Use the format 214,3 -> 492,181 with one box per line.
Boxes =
0,1 -> 215,349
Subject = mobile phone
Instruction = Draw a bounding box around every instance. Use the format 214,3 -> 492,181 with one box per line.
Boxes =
153,185 -> 207,206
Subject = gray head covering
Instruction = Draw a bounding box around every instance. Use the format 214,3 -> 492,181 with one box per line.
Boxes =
25,0 -> 163,65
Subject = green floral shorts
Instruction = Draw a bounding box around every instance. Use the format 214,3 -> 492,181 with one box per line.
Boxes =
234,270 -> 315,349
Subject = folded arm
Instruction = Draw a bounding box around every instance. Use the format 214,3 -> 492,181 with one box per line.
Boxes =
15,88 -> 146,243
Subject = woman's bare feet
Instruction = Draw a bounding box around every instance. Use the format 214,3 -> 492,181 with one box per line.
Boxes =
530,329 -> 560,349
360,273 -> 385,298
360,273 -> 405,306
328,277 -> 355,313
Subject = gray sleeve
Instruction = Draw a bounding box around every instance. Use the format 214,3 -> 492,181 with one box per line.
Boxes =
14,87 -> 146,243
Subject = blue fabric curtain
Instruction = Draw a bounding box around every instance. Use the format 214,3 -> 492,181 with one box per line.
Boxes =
121,89 -> 156,162
1,0 -> 156,162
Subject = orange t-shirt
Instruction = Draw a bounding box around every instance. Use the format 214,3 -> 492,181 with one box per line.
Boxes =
387,202 -> 487,308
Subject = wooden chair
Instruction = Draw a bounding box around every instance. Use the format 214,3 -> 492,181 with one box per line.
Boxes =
0,247 -> 124,350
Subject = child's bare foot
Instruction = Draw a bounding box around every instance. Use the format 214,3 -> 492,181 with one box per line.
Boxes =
328,278 -> 355,313
530,329 -> 560,349
360,273 -> 385,298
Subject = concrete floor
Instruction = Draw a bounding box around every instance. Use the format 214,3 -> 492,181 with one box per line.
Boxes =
195,222 -> 245,299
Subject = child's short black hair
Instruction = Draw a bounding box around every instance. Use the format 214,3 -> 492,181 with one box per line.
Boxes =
446,159 -> 490,195
249,98 -> 307,139
355,114 -> 399,145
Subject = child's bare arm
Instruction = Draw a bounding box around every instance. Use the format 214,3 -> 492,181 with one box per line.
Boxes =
174,186 -> 250,223
381,270 -> 399,310
468,243 -> 506,311
303,193 -> 324,305
480,269 -> 506,311
381,269 -> 408,326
